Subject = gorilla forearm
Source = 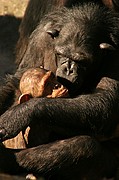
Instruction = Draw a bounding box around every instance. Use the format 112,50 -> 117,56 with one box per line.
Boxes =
0,77 -> 118,141
7,136 -> 118,177
0,136 -> 117,177
33,77 -> 119,135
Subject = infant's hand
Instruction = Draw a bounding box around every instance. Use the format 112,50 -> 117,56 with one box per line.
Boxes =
47,85 -> 69,98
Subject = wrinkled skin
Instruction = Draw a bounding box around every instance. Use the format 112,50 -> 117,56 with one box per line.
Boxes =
19,67 -> 69,101
0,1 -> 119,180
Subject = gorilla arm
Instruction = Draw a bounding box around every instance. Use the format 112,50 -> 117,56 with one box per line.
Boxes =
0,77 -> 118,142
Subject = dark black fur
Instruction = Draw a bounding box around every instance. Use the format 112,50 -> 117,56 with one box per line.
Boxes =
0,2 -> 119,180
16,0 -> 104,65
16,0 -> 119,65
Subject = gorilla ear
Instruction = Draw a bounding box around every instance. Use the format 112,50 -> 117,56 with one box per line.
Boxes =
18,94 -> 31,104
99,43 -> 115,51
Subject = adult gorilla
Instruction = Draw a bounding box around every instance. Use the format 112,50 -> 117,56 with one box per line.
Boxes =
0,1 -> 119,180
16,0 -> 119,65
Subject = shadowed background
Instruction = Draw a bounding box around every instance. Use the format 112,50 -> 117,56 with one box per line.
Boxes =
0,0 -> 28,78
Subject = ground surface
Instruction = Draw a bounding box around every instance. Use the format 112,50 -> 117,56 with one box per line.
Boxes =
0,0 -> 28,17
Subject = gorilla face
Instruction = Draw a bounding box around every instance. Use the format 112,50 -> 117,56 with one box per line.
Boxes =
22,5 -> 117,96
42,6 -> 116,96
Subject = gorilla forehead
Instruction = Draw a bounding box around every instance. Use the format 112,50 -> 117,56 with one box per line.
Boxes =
41,3 -> 118,48
42,3 -> 116,31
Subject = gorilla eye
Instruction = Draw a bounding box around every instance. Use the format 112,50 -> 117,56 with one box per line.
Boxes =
47,29 -> 59,39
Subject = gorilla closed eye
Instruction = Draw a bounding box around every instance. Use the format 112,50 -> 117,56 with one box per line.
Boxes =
47,29 -> 59,39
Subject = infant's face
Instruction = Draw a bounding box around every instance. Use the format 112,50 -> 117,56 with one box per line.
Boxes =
19,68 -> 69,103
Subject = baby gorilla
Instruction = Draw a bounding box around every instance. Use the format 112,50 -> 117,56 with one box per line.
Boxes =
3,67 -> 69,149
19,67 -> 69,103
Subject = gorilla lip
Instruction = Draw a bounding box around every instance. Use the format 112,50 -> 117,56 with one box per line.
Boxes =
0,128 -> 6,142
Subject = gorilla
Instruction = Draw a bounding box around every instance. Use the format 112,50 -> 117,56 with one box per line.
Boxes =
0,1 -> 119,180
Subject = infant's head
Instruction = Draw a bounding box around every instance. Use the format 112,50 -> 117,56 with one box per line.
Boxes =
19,68 -> 69,103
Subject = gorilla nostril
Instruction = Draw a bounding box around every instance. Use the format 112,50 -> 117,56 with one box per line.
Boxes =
0,128 -> 6,139
70,69 -> 73,74
64,67 -> 67,72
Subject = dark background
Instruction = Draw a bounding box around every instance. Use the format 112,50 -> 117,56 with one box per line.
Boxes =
0,0 -> 28,78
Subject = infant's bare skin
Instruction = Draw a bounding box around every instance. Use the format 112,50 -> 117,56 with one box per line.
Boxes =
3,68 -> 69,149
19,67 -> 69,103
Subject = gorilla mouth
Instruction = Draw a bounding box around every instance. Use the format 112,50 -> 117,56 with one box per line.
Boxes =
56,54 -> 86,96
57,76 -> 81,97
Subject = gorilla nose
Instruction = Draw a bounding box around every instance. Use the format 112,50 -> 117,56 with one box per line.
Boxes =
0,128 -> 6,141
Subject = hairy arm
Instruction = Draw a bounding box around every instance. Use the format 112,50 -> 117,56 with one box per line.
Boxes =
0,75 -> 20,115
0,77 -> 119,141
